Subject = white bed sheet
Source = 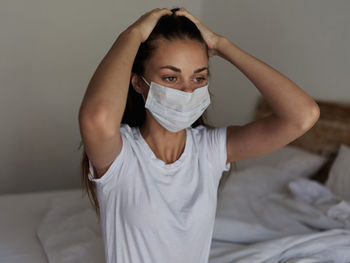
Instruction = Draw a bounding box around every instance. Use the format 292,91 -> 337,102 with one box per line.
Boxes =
209,229 -> 350,263
0,188 -> 82,263
2,165 -> 350,263
209,164 -> 350,263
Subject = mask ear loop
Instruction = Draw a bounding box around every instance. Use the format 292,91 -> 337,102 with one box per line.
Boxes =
141,76 -> 151,87
140,76 -> 150,103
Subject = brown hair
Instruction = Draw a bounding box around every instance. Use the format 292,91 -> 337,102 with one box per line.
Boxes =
78,8 -> 236,221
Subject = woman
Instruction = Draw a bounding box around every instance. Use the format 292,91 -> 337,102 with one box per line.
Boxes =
78,7 -> 320,263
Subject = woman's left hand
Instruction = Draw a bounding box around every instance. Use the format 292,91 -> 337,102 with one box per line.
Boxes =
175,8 -> 223,57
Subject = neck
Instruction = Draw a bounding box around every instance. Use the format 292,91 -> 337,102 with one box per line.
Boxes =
139,111 -> 186,164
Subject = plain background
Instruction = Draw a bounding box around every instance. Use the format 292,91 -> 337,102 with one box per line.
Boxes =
1,0 -> 349,194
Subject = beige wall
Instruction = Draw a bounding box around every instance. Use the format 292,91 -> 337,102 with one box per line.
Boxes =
202,0 -> 350,127
1,0 -> 349,194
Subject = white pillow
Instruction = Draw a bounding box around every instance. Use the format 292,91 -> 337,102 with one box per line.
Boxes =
235,145 -> 327,177
325,144 -> 350,201
214,166 -> 299,243
288,177 -> 333,204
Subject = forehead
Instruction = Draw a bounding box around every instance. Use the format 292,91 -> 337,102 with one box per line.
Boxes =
146,38 -> 208,73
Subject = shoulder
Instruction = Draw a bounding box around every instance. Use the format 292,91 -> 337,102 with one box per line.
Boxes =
190,124 -> 210,133
190,125 -> 228,151
189,124 -> 221,144
190,125 -> 231,172
120,123 -> 138,139
118,124 -> 141,150
190,124 -> 226,137
120,123 -> 132,132
189,124 -> 206,140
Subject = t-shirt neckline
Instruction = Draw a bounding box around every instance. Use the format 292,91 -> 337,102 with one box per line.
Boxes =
135,126 -> 190,169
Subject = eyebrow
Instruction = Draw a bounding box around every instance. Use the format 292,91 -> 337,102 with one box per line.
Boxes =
159,65 -> 208,73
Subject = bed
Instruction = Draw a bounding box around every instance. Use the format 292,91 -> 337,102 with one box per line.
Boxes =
1,96 -> 349,263
209,97 -> 350,262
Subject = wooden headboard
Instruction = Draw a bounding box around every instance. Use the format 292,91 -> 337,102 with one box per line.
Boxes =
253,96 -> 350,183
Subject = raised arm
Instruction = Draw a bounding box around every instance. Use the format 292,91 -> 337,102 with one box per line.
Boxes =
175,8 -> 320,163
78,8 -> 171,177
215,37 -> 320,163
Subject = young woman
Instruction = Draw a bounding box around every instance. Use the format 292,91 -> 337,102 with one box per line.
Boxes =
78,7 -> 320,263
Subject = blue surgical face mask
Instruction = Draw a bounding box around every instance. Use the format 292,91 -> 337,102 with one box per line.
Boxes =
141,76 -> 210,132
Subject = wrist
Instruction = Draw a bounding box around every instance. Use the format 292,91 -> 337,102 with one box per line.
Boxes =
123,26 -> 143,44
215,36 -> 229,58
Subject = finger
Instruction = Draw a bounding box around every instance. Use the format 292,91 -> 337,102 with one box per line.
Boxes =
175,8 -> 196,18
154,8 -> 172,17
175,9 -> 200,24
160,8 -> 172,15
147,8 -> 170,18
148,8 -> 161,14
177,7 -> 189,13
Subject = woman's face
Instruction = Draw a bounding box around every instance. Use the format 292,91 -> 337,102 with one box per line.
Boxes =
140,38 -> 209,96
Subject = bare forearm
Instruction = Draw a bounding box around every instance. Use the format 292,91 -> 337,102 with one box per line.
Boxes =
216,37 -> 320,129
79,28 -> 142,129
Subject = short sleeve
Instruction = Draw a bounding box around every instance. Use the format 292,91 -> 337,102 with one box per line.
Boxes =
205,126 -> 231,173
87,125 -> 130,192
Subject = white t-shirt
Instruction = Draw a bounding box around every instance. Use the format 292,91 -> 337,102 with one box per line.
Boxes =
88,123 -> 231,263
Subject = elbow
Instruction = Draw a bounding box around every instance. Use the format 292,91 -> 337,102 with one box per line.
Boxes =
297,103 -> 320,131
79,106 -> 119,137
79,105 -> 102,130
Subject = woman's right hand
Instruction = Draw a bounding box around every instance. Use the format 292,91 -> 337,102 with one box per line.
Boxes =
127,8 -> 172,43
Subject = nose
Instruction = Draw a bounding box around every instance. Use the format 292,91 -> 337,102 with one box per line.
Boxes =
180,83 -> 193,93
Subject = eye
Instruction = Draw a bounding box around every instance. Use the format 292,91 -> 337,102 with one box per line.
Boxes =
163,76 -> 177,82
194,76 -> 207,84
